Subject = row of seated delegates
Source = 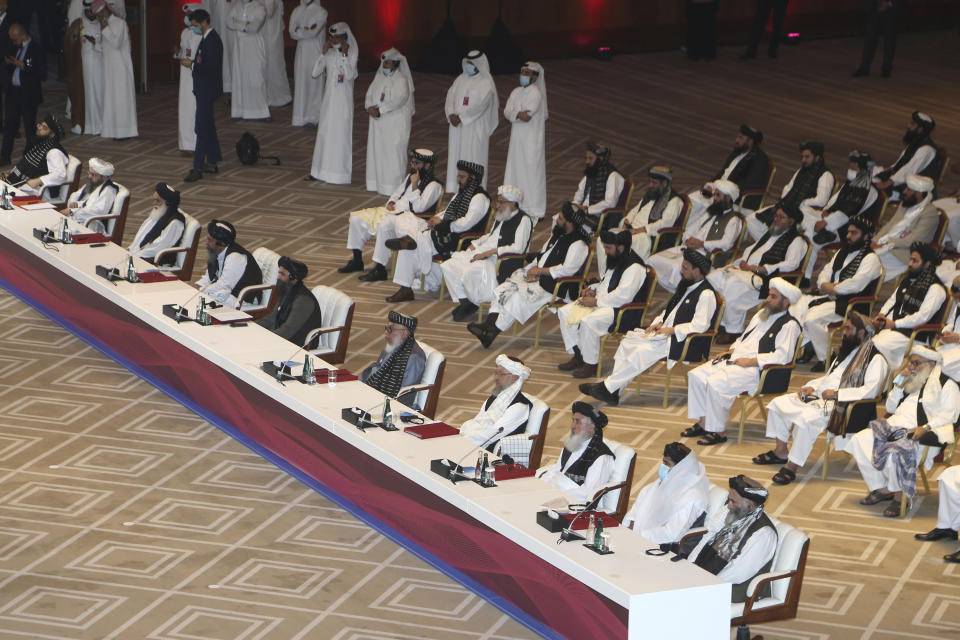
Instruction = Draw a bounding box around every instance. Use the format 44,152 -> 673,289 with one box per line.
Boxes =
467,203 -> 590,348
0,114 -> 67,194
194,219 -> 263,308
60,157 -> 117,234
916,465 -> 960,563
255,257 -> 323,347
385,160 -> 490,303
338,148 -> 443,278
357,311 -> 425,410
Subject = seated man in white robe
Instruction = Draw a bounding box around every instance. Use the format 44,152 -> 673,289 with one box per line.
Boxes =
569,142 -> 625,233
1,114 -> 68,196
684,278 -> 802,446
62,157 -> 118,235
871,242 -> 947,368
686,124 -> 769,226
647,179 -> 743,294
445,184 -> 532,322
359,311 -> 426,409
753,313 -> 888,485
914,465 -> 960,562
793,216 -> 882,371
623,442 -> 710,547
936,278 -> 960,382
938,191 -> 960,254
536,402 -> 616,504
874,111 -> 938,199
128,182 -> 185,264
872,175 -> 938,282
579,250 -> 717,406
849,346 -> 960,517
711,203 -> 807,343
194,220 -> 263,308
686,475 -> 778,604
459,354 -> 532,449
467,203 -> 589,349
557,229 -> 646,379
597,165 -> 683,273
339,148 -> 442,277
385,160 -> 489,303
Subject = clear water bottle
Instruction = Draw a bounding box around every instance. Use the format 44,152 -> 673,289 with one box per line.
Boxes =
126,256 -> 137,282
585,514 -> 595,543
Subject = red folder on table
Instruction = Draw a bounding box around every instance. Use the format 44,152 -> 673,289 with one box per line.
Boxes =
136,271 -> 179,283
404,422 -> 459,439
70,233 -> 111,244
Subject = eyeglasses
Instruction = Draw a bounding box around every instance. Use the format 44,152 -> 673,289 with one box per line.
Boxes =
384,324 -> 404,333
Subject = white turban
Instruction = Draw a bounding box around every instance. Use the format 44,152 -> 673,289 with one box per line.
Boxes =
910,345 -> 942,364
769,277 -> 801,304
496,354 -> 531,380
712,179 -> 740,202
497,185 -> 523,203
906,175 -> 934,193
89,157 -> 115,177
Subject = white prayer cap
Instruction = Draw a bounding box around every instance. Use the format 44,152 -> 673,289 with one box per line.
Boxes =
906,175 -> 934,193
88,157 -> 114,176
497,185 -> 523,203
910,345 -> 942,364
712,179 -> 740,202
496,354 -> 531,380
769,277 -> 801,304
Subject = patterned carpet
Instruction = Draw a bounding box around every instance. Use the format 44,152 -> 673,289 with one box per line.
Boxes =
1,30 -> 960,639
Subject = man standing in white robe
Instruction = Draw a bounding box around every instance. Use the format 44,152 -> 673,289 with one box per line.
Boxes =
308,22 -> 357,184
503,62 -> 547,220
62,157 -> 118,235
261,0 -> 291,107
96,2 -> 138,139
444,50 -> 498,192
176,4 -> 204,152
128,183 -> 186,264
208,0 -> 232,93
79,1 -> 103,136
914,465 -> 960,562
289,0 -> 325,127
365,48 -> 414,196
227,0 -> 269,120
459,354 -> 532,449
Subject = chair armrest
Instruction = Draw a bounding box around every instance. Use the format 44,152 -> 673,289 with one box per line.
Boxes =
81,212 -> 120,223
742,569 -> 797,613
678,527 -> 708,547
398,382 -> 435,397
654,226 -> 682,236
303,325 -> 344,346
153,246 -> 188,263
761,362 -> 794,371
236,283 -> 275,308
909,323 -> 943,336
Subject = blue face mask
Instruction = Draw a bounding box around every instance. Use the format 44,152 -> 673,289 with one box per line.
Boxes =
191,26 -> 202,35
184,16 -> 191,27
657,464 -> 670,481
381,67 -> 395,77
465,63 -> 478,76
519,75 -> 531,86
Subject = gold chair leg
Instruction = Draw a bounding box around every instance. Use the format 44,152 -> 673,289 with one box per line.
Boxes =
438,278 -> 446,300
662,362 -> 672,408
597,335 -> 609,377
756,397 -> 767,423
900,495 -> 909,517
738,397 -> 748,443
533,310 -> 543,346
920,466 -> 930,494
477,304 -> 484,322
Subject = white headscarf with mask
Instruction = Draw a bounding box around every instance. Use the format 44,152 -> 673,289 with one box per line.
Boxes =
625,446 -> 710,543
372,47 -> 415,115
521,61 -> 547,120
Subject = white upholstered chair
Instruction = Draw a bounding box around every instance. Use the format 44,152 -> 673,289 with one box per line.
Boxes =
398,341 -> 445,419
594,440 -> 637,520
82,183 -> 130,244
236,247 -> 280,319
40,154 -> 81,206
493,395 -> 550,469
304,285 -> 355,365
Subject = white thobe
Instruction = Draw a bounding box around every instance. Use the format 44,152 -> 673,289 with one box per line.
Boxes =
624,455 -> 710,544
261,0 -> 291,107
688,311 -> 801,433
289,2 -> 326,126
177,27 -> 202,151
686,152 -> 747,225
602,280 -> 716,393
67,182 -> 117,235
935,466 -> 960,530
128,217 -> 186,262
872,282 -> 947,367
195,248 -> 250,307
874,198 -> 931,281
765,351 -> 887,467
365,72 -> 412,195
880,145 -> 938,189
503,84 -> 546,218
746,169 -> 834,241
558,262 -> 646,365
707,233 -> 806,332
444,74 -> 497,191
441,212 -> 532,304
80,17 -> 103,135
490,237 -> 589,332
647,212 -> 742,293
688,507 -> 778,586
848,370 -> 960,493
228,1 -> 270,119
393,193 -> 490,290
310,48 -> 357,183
791,250 -> 882,362
799,186 -> 878,280
19,149 -> 69,197
459,395 -> 531,448
936,196 -> 960,247
347,178 -> 443,262
537,441 -> 615,504
208,0 -> 233,93
597,194 -> 683,274
939,303 -> 960,381
99,15 -> 138,139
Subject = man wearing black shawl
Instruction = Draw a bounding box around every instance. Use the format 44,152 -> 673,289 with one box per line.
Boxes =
194,219 -> 263,308
686,124 -> 770,225
128,182 -> 186,265
569,142 -> 625,232
359,311 -> 426,409
256,257 -> 323,346
2,114 -> 69,195
875,112 -> 939,195
536,402 -> 616,503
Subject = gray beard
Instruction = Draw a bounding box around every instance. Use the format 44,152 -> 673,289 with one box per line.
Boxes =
903,374 -> 927,395
725,503 -> 752,525
495,207 -> 514,222
562,430 -> 591,453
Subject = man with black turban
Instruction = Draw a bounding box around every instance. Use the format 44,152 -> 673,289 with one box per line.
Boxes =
686,475 -> 778,603
557,229 -> 646,379
536,402 -> 617,503
874,112 -> 939,195
194,219 -> 263,308
580,249 -> 717,406
569,142 -> 625,232
129,182 -> 186,264
256,257 -> 323,346
359,311 -> 426,408
2,114 -> 68,195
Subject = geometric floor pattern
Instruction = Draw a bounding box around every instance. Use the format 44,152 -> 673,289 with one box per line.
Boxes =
1,31 -> 959,639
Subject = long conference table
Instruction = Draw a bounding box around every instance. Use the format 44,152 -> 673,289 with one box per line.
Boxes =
0,197 -> 730,640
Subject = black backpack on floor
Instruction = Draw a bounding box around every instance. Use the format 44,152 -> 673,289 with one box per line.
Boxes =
236,132 -> 280,165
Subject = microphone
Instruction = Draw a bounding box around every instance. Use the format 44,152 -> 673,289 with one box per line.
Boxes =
355,398 -> 387,431
271,340 -> 318,385
557,481 -> 621,544
444,427 -> 504,483
174,287 -> 205,320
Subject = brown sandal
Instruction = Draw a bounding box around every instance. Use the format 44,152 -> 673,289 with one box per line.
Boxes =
860,489 -> 894,505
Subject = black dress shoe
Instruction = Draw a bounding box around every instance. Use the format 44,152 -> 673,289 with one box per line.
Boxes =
580,382 -> 619,406
203,163 -> 219,174
810,361 -> 825,373
358,264 -> 387,282
945,549 -> 960,563
337,258 -> 364,274
851,68 -> 869,77
796,343 -> 815,364
451,301 -> 478,322
184,168 -> 203,183
798,277 -> 811,290
915,528 -> 958,542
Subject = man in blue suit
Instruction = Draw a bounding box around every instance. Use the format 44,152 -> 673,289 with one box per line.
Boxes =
182,9 -> 222,183
1,23 -> 41,165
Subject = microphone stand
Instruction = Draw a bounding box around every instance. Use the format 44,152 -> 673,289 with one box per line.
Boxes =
558,484 -> 618,544
445,427 -> 504,484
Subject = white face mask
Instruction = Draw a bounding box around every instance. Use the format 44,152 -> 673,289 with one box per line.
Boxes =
657,463 -> 670,481
465,63 -> 477,76
381,66 -> 395,77
846,168 -> 858,181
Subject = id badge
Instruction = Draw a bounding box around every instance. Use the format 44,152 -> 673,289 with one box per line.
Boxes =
338,73 -> 344,83
185,48 -> 192,58
380,92 -> 385,102
462,96 -> 469,106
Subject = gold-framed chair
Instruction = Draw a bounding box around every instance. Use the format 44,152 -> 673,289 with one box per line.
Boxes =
736,334 -> 805,443
532,267 -> 589,348
153,211 -> 201,282
823,265 -> 886,370
709,212 -> 748,268
593,176 -> 635,235
649,194 -> 691,255
596,267 -> 657,375
737,161 -> 777,212
771,236 -> 813,287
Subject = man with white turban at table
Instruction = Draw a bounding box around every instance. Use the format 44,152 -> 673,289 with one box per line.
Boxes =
62,157 -> 119,235
459,354 -> 533,449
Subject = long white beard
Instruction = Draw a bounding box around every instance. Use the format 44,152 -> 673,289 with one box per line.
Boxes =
147,206 -> 165,222
903,372 -> 928,395
495,207 -> 514,222
562,430 -> 591,453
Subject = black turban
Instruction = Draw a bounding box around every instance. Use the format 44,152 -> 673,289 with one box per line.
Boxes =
586,141 -> 611,160
912,111 -> 935,132
207,219 -> 236,244
663,442 -> 690,465
155,182 -> 181,207
387,310 -> 417,331
278,257 -> 308,281
730,474 -> 769,505
799,140 -> 825,157
910,242 -> 942,266
42,113 -> 65,140
456,159 -> 484,180
572,401 -> 607,429
848,150 -> 872,170
848,215 -> 875,237
739,123 -> 763,145
600,229 -> 631,247
682,248 -> 711,275
561,202 -> 586,229
780,202 -> 803,223
411,148 -> 435,163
